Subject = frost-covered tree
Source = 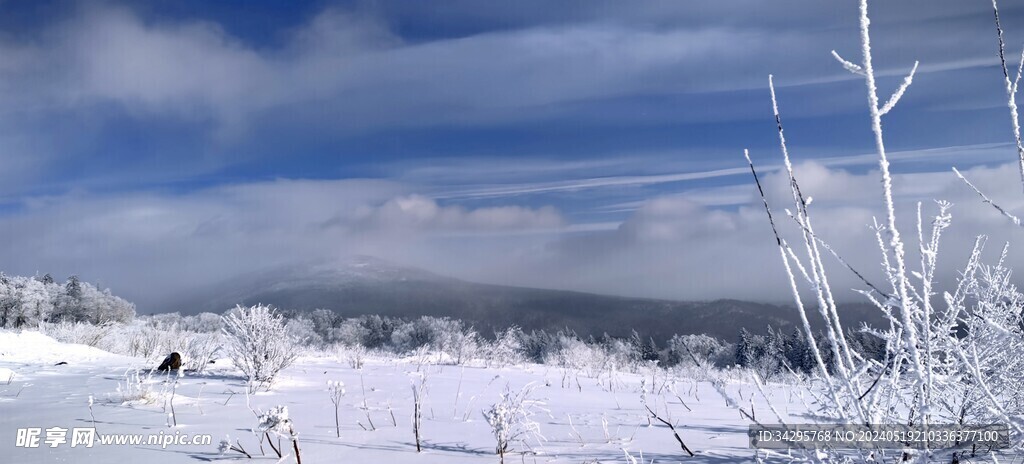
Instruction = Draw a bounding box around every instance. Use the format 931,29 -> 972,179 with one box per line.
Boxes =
734,328 -> 756,368
782,328 -> 813,373
222,304 -> 297,392
78,284 -> 135,324
486,327 -> 526,367
436,319 -> 479,365
359,314 -> 396,349
629,330 -> 659,363
0,274 -> 134,327
285,316 -> 323,348
390,319 -> 429,353
15,277 -> 54,327
0,274 -> 15,327
180,312 -> 223,333
308,308 -> 337,340
666,333 -> 731,368
330,317 -> 370,346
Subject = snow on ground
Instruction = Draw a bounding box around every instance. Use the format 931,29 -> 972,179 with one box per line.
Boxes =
0,330 -> 133,366
0,330 -> 843,462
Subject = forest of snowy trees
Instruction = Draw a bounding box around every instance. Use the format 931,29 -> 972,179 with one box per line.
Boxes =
0,273 -> 135,328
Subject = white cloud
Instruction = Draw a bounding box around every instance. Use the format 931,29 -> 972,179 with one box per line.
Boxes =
353,194 -> 565,232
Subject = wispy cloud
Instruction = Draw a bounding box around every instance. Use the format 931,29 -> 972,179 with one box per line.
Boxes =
424,142 -> 1015,205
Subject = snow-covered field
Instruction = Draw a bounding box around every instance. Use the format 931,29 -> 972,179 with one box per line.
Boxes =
0,330 -> 816,463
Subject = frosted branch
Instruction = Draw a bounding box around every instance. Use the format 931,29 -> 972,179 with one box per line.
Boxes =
743,149 -> 840,400
992,0 -> 1024,191
770,75 -> 857,380
858,0 -> 924,410
879,61 -> 918,116
784,240 -> 815,286
952,167 -> 1023,227
831,50 -> 865,76
1014,47 -> 1024,95
744,149 -> 782,247
783,210 -> 891,299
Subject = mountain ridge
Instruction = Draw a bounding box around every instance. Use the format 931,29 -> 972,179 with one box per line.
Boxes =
161,255 -> 887,342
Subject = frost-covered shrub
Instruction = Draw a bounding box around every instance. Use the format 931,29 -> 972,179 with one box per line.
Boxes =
541,335 -> 592,370
123,324 -> 182,359
124,325 -> 164,358
484,327 -> 526,367
387,316 -> 468,357
338,343 -> 367,369
666,334 -> 730,369
180,312 -> 223,333
929,259 -> 1024,431
543,334 -> 635,376
256,405 -> 302,462
39,321 -> 114,348
601,337 -> 642,373
148,312 -> 183,330
436,319 -> 479,365
482,384 -> 547,463
113,368 -> 170,405
95,322 -> 222,372
222,304 -> 297,391
180,332 -> 221,373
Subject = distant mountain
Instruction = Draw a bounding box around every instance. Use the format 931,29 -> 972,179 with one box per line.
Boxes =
163,256 -> 887,342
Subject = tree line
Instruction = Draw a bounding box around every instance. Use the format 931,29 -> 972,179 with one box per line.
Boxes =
0,272 -> 135,328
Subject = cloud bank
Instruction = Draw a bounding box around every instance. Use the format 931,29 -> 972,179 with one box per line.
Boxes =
3,158 -> 1024,312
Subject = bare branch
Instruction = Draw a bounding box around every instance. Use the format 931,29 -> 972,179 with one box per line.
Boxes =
644,404 -> 695,457
858,357 -> 894,402
952,167 -> 1023,227
744,149 -> 782,247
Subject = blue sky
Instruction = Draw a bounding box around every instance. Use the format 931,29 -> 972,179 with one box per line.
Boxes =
3,0 -> 1024,310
